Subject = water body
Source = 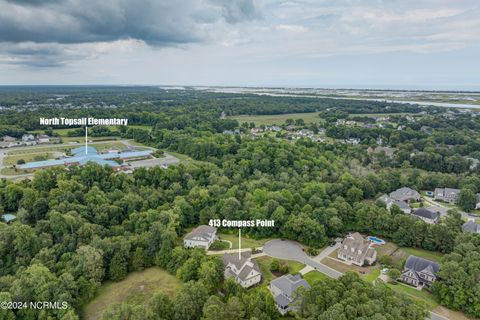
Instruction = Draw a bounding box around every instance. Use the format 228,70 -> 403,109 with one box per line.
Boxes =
343,98 -> 480,109
203,87 -> 480,109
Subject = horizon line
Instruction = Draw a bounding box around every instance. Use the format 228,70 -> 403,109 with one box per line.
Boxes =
0,84 -> 479,93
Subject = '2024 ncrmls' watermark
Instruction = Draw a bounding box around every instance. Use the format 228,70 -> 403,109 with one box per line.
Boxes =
1,301 -> 69,310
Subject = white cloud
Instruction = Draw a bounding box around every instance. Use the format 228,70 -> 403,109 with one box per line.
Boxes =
275,24 -> 308,33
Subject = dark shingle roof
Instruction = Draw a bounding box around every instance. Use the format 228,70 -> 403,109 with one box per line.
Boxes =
413,208 -> 439,220
404,255 -> 440,274
274,294 -> 291,307
462,221 -> 480,233
389,187 -> 420,201
184,225 -> 216,241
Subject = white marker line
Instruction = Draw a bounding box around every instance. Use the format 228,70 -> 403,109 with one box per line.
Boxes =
239,228 -> 241,260
85,125 -> 88,154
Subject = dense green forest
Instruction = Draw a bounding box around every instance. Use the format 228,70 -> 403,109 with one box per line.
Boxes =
0,88 -> 479,319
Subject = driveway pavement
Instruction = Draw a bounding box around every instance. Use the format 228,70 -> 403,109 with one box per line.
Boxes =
206,248 -> 252,256
429,312 -> 449,320
263,239 -> 342,279
128,152 -> 179,168
423,196 -> 473,221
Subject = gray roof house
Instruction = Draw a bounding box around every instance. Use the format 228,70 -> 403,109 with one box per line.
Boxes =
401,255 -> 440,288
337,232 -> 377,266
434,187 -> 460,204
222,252 -> 261,288
183,225 -> 217,250
389,187 -> 421,203
378,194 -> 411,214
411,208 -> 440,224
462,221 -> 480,233
2,135 -> 16,142
269,274 -> 310,315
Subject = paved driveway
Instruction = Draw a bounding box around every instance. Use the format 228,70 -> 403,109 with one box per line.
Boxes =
128,152 -> 179,168
423,196 -> 472,221
263,239 -> 342,279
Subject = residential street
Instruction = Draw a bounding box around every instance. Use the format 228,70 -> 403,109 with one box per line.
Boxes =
263,239 -> 343,279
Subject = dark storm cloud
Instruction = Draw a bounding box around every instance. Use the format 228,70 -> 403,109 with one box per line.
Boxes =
5,0 -> 60,5
0,0 -> 261,45
0,42 -> 86,67
0,0 -> 261,67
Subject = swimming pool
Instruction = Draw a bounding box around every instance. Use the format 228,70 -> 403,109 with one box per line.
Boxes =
367,236 -> 385,245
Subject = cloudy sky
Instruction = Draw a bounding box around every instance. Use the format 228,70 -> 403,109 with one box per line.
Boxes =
0,0 -> 479,90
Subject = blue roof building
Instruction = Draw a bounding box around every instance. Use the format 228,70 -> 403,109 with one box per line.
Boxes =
72,146 -> 97,155
18,146 -> 152,171
2,214 -> 16,223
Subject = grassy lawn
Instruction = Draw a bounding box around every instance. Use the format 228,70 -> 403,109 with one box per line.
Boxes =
30,128 -> 128,137
399,247 -> 444,263
209,240 -> 231,251
89,141 -> 127,150
61,136 -> 121,143
217,233 -> 272,250
387,283 -> 438,310
346,112 -> 412,118
303,271 -> 328,285
375,242 -> 443,266
362,268 -> 380,283
0,167 -> 28,175
4,141 -> 130,162
29,128 -> 78,136
229,112 -> 323,126
82,267 -> 182,320
320,256 -> 376,277
410,202 -> 421,208
386,278 -> 473,320
254,256 -> 305,283
127,125 -> 152,130
7,145 -> 74,155
376,242 -> 399,257
166,151 -> 193,162
4,152 -> 54,165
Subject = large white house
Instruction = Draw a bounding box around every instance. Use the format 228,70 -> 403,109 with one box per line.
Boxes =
183,225 -> 217,250
222,252 -> 262,288
337,232 -> 377,266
